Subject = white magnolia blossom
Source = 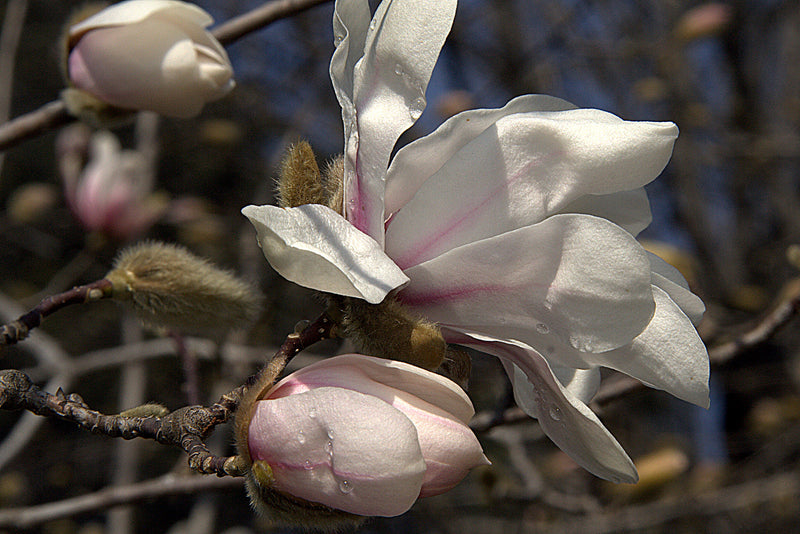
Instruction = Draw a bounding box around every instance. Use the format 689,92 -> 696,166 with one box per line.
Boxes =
246,354 -> 488,517
243,0 -> 709,483
67,0 -> 234,118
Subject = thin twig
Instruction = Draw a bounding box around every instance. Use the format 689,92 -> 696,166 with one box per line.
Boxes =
212,0 -> 331,46
0,473 -> 242,530
1,278 -> 114,345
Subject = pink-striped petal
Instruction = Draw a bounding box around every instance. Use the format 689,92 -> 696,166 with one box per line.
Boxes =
385,110 -> 677,269
398,214 -> 655,354
338,0 -> 456,243
249,387 -> 426,516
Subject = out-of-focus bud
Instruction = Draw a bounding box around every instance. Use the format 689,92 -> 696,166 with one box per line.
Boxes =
59,128 -> 167,240
106,241 -> 261,334
65,0 -> 234,119
674,3 -> 733,43
235,354 -> 488,526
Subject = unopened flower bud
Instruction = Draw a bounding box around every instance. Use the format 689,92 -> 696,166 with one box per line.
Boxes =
106,241 -> 260,334
235,354 -> 488,526
335,296 -> 447,371
276,141 -> 344,213
65,0 -> 234,119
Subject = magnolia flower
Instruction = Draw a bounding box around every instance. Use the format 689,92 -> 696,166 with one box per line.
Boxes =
241,354 -> 488,517
243,0 -> 710,484
67,0 -> 234,118
59,126 -> 166,239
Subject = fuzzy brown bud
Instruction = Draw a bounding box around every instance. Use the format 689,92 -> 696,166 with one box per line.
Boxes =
275,142 -> 344,214
333,296 -> 447,371
106,241 -> 260,334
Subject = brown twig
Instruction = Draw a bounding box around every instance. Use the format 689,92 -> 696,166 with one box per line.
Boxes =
0,311 -> 336,478
0,278 -> 113,345
212,0 -> 331,46
0,473 -> 242,530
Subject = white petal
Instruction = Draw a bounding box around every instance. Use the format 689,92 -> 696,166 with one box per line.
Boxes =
444,329 -> 638,483
586,286 -> 710,408
242,204 -> 408,303
341,0 -> 457,243
330,0 -> 371,124
551,365 -> 601,404
249,388 -> 425,517
557,188 -> 652,237
385,110 -> 677,268
648,252 -> 705,324
399,214 -> 655,354
385,94 -> 576,215
70,0 -> 213,38
269,354 -> 475,424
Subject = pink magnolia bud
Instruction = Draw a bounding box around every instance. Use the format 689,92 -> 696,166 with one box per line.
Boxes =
67,0 -> 234,118
59,128 -> 166,240
240,354 -> 489,519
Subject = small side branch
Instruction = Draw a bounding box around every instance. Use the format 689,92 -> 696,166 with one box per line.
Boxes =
1,278 -> 113,345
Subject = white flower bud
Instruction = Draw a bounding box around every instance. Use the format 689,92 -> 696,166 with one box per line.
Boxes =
67,0 -> 234,118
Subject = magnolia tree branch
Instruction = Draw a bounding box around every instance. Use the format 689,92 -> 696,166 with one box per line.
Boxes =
0,278 -> 114,345
0,0 -> 332,152
0,312 -> 336,477
0,473 -> 243,530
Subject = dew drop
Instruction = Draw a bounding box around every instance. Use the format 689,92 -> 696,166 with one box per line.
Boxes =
548,405 -> 562,421
304,460 -> 313,470
334,34 -> 344,46
324,440 -> 333,455
327,429 -> 335,440
308,406 -> 317,419
394,64 -> 405,77
338,479 -> 353,494
535,323 -> 550,334
369,19 -> 377,30
297,430 -> 306,444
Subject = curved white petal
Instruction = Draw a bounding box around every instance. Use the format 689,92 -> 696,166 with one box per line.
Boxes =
585,286 -> 710,408
399,214 -> 655,354
330,0 -> 371,126
70,0 -> 212,38
341,0 -> 456,242
551,365 -> 602,404
385,110 -> 678,268
648,252 -> 705,324
557,188 -> 652,237
242,204 -> 408,304
385,94 -> 576,215
269,354 -> 475,424
249,388 -> 426,516
444,329 -> 638,483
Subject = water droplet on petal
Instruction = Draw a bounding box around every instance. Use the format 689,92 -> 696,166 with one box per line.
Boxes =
536,323 -> 550,334
324,440 -> 333,455
338,479 -> 353,494
304,460 -> 313,470
549,406 -> 562,421
308,407 -> 317,418
334,34 -> 344,46
327,429 -> 335,440
409,97 -> 425,119
297,431 -> 306,444
369,19 -> 377,31
394,64 -> 404,76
